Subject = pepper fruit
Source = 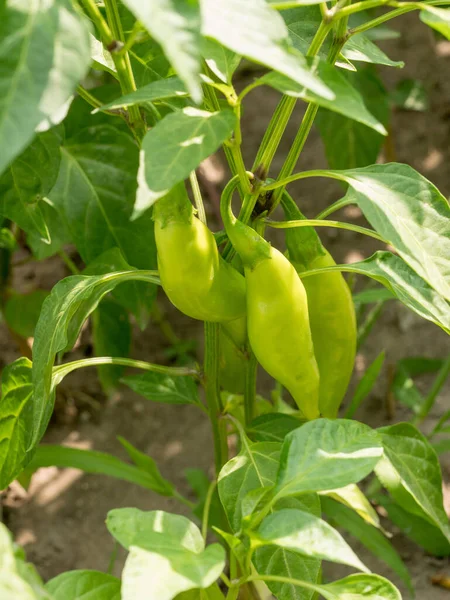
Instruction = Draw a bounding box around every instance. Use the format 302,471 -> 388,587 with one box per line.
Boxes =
154,183 -> 246,323
220,178 -> 320,420
282,190 -> 356,418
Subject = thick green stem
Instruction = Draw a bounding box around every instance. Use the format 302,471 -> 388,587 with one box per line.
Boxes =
204,322 -> 229,474
264,217 -> 386,243
202,480 -> 218,540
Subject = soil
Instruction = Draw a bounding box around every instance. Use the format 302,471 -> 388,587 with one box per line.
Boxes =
2,12 -> 450,599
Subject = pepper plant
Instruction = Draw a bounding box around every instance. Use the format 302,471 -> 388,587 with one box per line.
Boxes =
1,0 -> 450,599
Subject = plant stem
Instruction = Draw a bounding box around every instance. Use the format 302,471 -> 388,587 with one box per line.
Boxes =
190,170 -> 207,225
316,195 -> 355,219
414,355 -> 450,426
58,249 -> 80,275
243,574 -> 321,595
202,479 -> 218,541
264,217 -> 386,243
244,352 -> 258,427
204,322 -> 229,475
262,167 -> 347,190
52,356 -> 199,379
76,85 -> 102,109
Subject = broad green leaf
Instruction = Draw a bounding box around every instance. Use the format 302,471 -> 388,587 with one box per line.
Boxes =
276,419 -> 383,498
46,570 -> 120,600
118,436 -> 175,496
0,128 -> 61,240
376,494 -> 450,557
317,574 -> 401,600
254,508 -> 368,572
303,251 -> 450,334
50,125 -> 158,326
95,77 -> 189,113
334,163 -> 450,303
3,291 -> 49,338
345,351 -> 385,419
390,79 -> 428,112
27,444 -> 174,495
200,0 -> 333,99
26,198 -> 71,260
138,107 -> 235,210
107,509 -> 225,600
0,358 -> 36,490
322,497 -> 413,593
0,0 -> 91,175
30,270 -> 159,446
420,7 -> 450,40
320,484 -> 380,528
202,39 -> 240,84
261,59 -> 386,134
342,34 -> 404,68
121,371 -> 199,405
218,438 -> 281,531
316,67 -> 389,169
92,300 -> 131,393
376,423 -> 450,541
248,413 -> 303,442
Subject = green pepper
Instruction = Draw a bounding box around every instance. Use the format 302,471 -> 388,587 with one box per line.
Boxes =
154,183 -> 246,323
282,191 -> 356,418
221,179 -> 320,420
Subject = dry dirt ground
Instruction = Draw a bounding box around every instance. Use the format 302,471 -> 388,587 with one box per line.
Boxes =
2,12 -> 450,599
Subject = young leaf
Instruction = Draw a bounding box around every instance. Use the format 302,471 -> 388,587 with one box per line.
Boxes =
322,497 -> 413,594
316,67 -> 389,169
27,444 -> 174,496
3,291 -> 49,339
200,0 -> 333,99
342,34 -> 404,68
260,58 -> 387,134
420,7 -> 450,40
0,0 -> 91,176
275,419 -> 383,499
317,573 -> 401,600
333,163 -> 450,303
92,300 -> 131,393
30,270 -> 159,446
254,508 -> 369,572
121,371 -> 199,405
95,77 -> 189,113
0,128 -> 61,240
46,571 -> 120,600
248,413 -> 303,443
376,423 -> 450,542
0,358 -> 37,490
122,0 -> 202,102
138,107 -> 235,210
345,351 -> 385,419
320,484 -> 380,528
306,251 -> 450,334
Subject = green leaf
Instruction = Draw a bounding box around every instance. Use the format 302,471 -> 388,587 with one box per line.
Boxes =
0,358 -> 36,490
322,497 -> 413,594
50,126 -> 158,326
0,573 -> 37,600
376,423 -> 450,542
46,570 -> 121,600
95,77 -> 189,112
200,0 -> 333,99
276,419 -> 383,499
342,34 -> 404,68
376,494 -> 450,557
0,523 -> 41,600
107,509 -> 225,600
353,287 -> 395,305
122,0 -> 201,102
420,7 -> 450,40
202,39 -> 240,84
307,251 -> 450,334
3,291 -> 49,339
320,484 -> 380,528
30,269 -> 159,446
261,59 -> 386,134
121,371 -> 199,405
27,444 -> 173,495
334,163 -> 450,303
92,300 -> 131,393
218,438 -> 281,531
15,558 -> 52,600
90,34 -> 117,77
269,0 -> 324,6
316,573 -> 401,600
0,0 -> 91,176
0,128 -> 61,240
254,508 -> 368,572
248,414 -> 303,442
316,67 -> 389,169
118,436 -> 175,496
138,107 -> 235,209
345,351 -> 385,419
390,79 -> 428,112
26,198 -> 71,260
